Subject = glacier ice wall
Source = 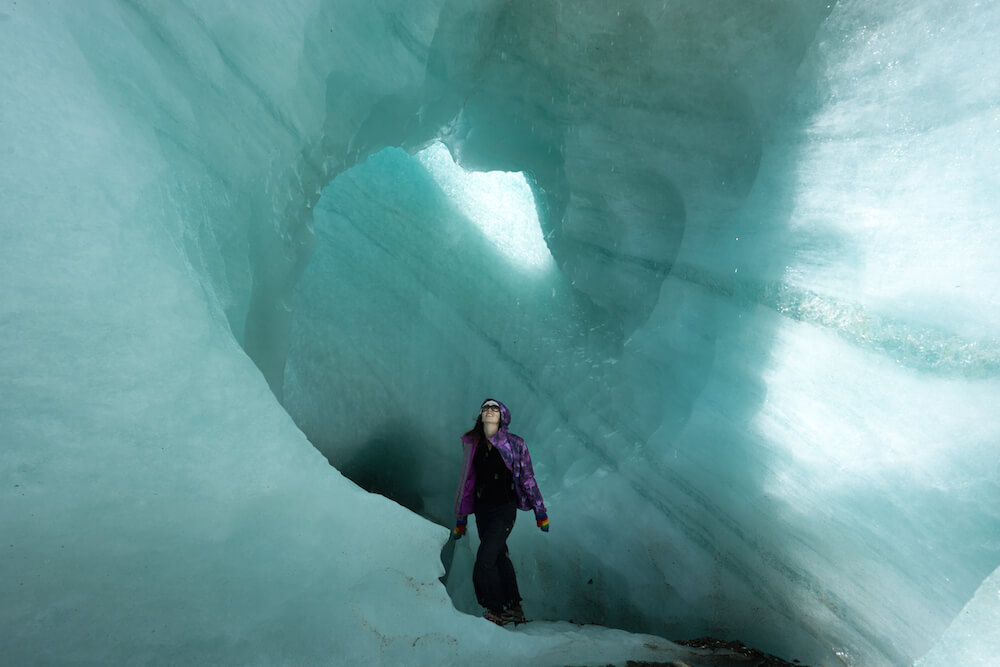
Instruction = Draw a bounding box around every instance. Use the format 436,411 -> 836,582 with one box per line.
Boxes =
2,1 -> 999,666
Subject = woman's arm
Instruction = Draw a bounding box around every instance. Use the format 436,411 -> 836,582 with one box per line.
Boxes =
517,440 -> 546,515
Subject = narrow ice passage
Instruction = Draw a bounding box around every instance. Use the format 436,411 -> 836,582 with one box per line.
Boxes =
2,1 -> 999,666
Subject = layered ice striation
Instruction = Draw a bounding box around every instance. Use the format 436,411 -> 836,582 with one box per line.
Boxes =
2,1 -> 999,666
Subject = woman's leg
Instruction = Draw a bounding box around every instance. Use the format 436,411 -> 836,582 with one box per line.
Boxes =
473,503 -> 517,612
496,504 -> 521,608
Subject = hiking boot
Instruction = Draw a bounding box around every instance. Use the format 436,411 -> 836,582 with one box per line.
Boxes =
501,604 -> 526,624
483,608 -> 507,626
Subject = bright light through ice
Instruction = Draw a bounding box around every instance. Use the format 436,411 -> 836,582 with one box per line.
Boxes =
754,320 -> 981,503
417,143 -> 555,273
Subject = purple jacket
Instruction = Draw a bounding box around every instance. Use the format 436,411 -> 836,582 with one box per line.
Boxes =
453,399 -> 547,521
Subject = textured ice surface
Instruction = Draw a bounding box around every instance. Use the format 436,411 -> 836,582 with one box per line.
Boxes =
917,565 -> 1000,667
2,1 -> 999,666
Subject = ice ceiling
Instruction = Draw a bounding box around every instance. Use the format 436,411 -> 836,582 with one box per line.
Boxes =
2,1 -> 999,666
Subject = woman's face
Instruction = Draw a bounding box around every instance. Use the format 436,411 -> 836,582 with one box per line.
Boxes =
481,402 -> 501,427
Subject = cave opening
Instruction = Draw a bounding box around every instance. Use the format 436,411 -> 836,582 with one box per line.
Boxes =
280,141 -> 559,526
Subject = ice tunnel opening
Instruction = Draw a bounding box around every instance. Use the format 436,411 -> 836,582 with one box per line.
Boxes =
416,143 -> 557,275
277,131 -> 702,638
281,141 -> 561,525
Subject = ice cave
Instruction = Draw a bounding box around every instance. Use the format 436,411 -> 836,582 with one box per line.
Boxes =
2,1 -> 998,665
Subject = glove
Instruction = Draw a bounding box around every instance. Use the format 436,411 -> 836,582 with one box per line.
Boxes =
535,512 -> 549,533
452,517 -> 467,540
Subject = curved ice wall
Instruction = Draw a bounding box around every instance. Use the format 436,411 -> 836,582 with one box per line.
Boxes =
2,1 -> 998,666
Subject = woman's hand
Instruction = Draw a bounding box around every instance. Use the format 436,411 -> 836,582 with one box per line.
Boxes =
535,512 -> 549,533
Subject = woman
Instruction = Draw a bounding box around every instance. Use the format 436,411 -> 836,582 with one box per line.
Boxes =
452,398 -> 549,626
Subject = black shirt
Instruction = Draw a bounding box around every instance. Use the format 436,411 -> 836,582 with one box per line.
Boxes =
473,438 -> 516,509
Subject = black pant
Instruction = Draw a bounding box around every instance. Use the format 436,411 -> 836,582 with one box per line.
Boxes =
472,502 -> 521,612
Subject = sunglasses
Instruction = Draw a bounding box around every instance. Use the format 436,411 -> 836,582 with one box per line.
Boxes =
481,404 -> 500,413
